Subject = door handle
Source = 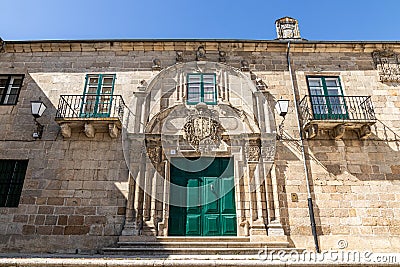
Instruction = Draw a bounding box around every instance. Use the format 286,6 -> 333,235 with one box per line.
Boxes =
210,184 -> 218,197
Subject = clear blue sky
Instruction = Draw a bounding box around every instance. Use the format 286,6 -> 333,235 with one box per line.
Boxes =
1,0 -> 398,41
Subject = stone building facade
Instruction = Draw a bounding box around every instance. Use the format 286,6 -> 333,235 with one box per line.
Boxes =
0,18 -> 399,254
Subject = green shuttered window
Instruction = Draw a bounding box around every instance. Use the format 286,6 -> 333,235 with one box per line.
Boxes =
307,76 -> 349,120
187,73 -> 217,105
80,74 -> 116,118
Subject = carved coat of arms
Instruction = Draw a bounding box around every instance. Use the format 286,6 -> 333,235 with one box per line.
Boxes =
183,116 -> 222,152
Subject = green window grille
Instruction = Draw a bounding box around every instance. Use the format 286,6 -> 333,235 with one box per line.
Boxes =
306,76 -> 349,120
0,160 -> 29,207
0,75 -> 24,105
187,73 -> 217,105
80,74 -> 116,118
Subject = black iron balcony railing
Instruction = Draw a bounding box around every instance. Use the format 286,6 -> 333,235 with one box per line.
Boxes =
299,95 -> 376,123
55,94 -> 125,120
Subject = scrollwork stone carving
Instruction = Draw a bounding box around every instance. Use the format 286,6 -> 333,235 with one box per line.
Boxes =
372,50 -> 400,82
261,139 -> 276,162
147,145 -> 162,164
245,139 -> 261,163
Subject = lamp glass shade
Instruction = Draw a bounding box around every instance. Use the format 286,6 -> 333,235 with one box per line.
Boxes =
31,100 -> 47,118
276,99 -> 289,117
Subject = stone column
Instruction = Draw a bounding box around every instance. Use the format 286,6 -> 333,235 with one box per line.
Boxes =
248,160 -> 268,236
234,154 -> 247,236
254,163 -> 265,222
133,92 -> 146,133
158,160 -> 170,236
122,135 -> 146,236
125,172 -> 136,222
143,163 -> 155,221
267,164 -> 285,236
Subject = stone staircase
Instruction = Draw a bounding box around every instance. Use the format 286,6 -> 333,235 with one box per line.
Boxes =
102,236 -> 302,258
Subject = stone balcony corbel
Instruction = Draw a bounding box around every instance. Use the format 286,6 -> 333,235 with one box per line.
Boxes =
304,124 -> 318,139
55,94 -> 126,139
331,124 -> 346,140
108,123 -> 120,138
359,124 -> 372,140
60,123 -> 72,138
84,123 -> 95,138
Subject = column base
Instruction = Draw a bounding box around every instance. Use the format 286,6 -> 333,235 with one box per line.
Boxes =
267,220 -> 285,236
121,221 -> 140,236
249,219 -> 267,236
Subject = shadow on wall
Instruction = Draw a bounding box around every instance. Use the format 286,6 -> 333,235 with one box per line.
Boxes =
0,73 -> 129,253
307,127 -> 400,181
0,73 -> 59,142
274,140 -> 325,238
274,142 -> 295,236
273,141 -> 324,237
273,119 -> 400,248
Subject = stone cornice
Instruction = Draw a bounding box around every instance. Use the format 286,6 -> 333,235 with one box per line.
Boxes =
2,39 -> 400,53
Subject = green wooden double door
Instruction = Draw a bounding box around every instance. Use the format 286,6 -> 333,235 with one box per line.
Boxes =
168,157 -> 237,236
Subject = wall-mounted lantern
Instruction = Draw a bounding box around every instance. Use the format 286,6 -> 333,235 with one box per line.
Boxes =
31,98 -> 47,139
275,99 -> 289,117
275,99 -> 289,139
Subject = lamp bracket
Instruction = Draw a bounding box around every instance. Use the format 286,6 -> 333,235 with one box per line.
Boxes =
33,118 -> 44,139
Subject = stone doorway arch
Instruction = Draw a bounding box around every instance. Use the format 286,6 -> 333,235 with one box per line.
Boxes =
121,61 -> 284,238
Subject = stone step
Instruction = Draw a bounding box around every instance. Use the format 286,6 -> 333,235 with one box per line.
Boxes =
117,241 -> 290,249
4,255 -> 362,266
107,234 -> 298,256
102,247 -> 302,256
103,236 -> 297,256
118,236 -> 251,243
157,236 -> 251,242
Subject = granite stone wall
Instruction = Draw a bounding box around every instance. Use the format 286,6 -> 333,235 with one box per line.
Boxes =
0,40 -> 399,252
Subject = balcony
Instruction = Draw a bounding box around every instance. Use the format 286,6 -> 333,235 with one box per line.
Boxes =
299,95 -> 376,139
55,94 -> 125,138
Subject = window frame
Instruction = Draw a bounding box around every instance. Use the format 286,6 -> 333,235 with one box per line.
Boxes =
306,76 -> 349,120
187,73 -> 217,105
0,159 -> 29,208
80,74 -> 116,118
0,74 -> 24,105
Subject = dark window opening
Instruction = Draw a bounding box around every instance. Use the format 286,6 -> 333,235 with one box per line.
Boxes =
0,75 -> 24,105
0,160 -> 29,207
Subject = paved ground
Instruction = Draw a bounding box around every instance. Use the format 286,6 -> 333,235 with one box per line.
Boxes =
0,253 -> 399,266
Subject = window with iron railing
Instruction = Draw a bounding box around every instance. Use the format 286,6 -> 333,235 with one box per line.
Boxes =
306,76 -> 348,120
80,74 -> 116,118
300,76 -> 376,123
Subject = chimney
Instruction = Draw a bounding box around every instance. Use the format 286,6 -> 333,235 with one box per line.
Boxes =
0,37 -> 4,52
275,17 -> 301,39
